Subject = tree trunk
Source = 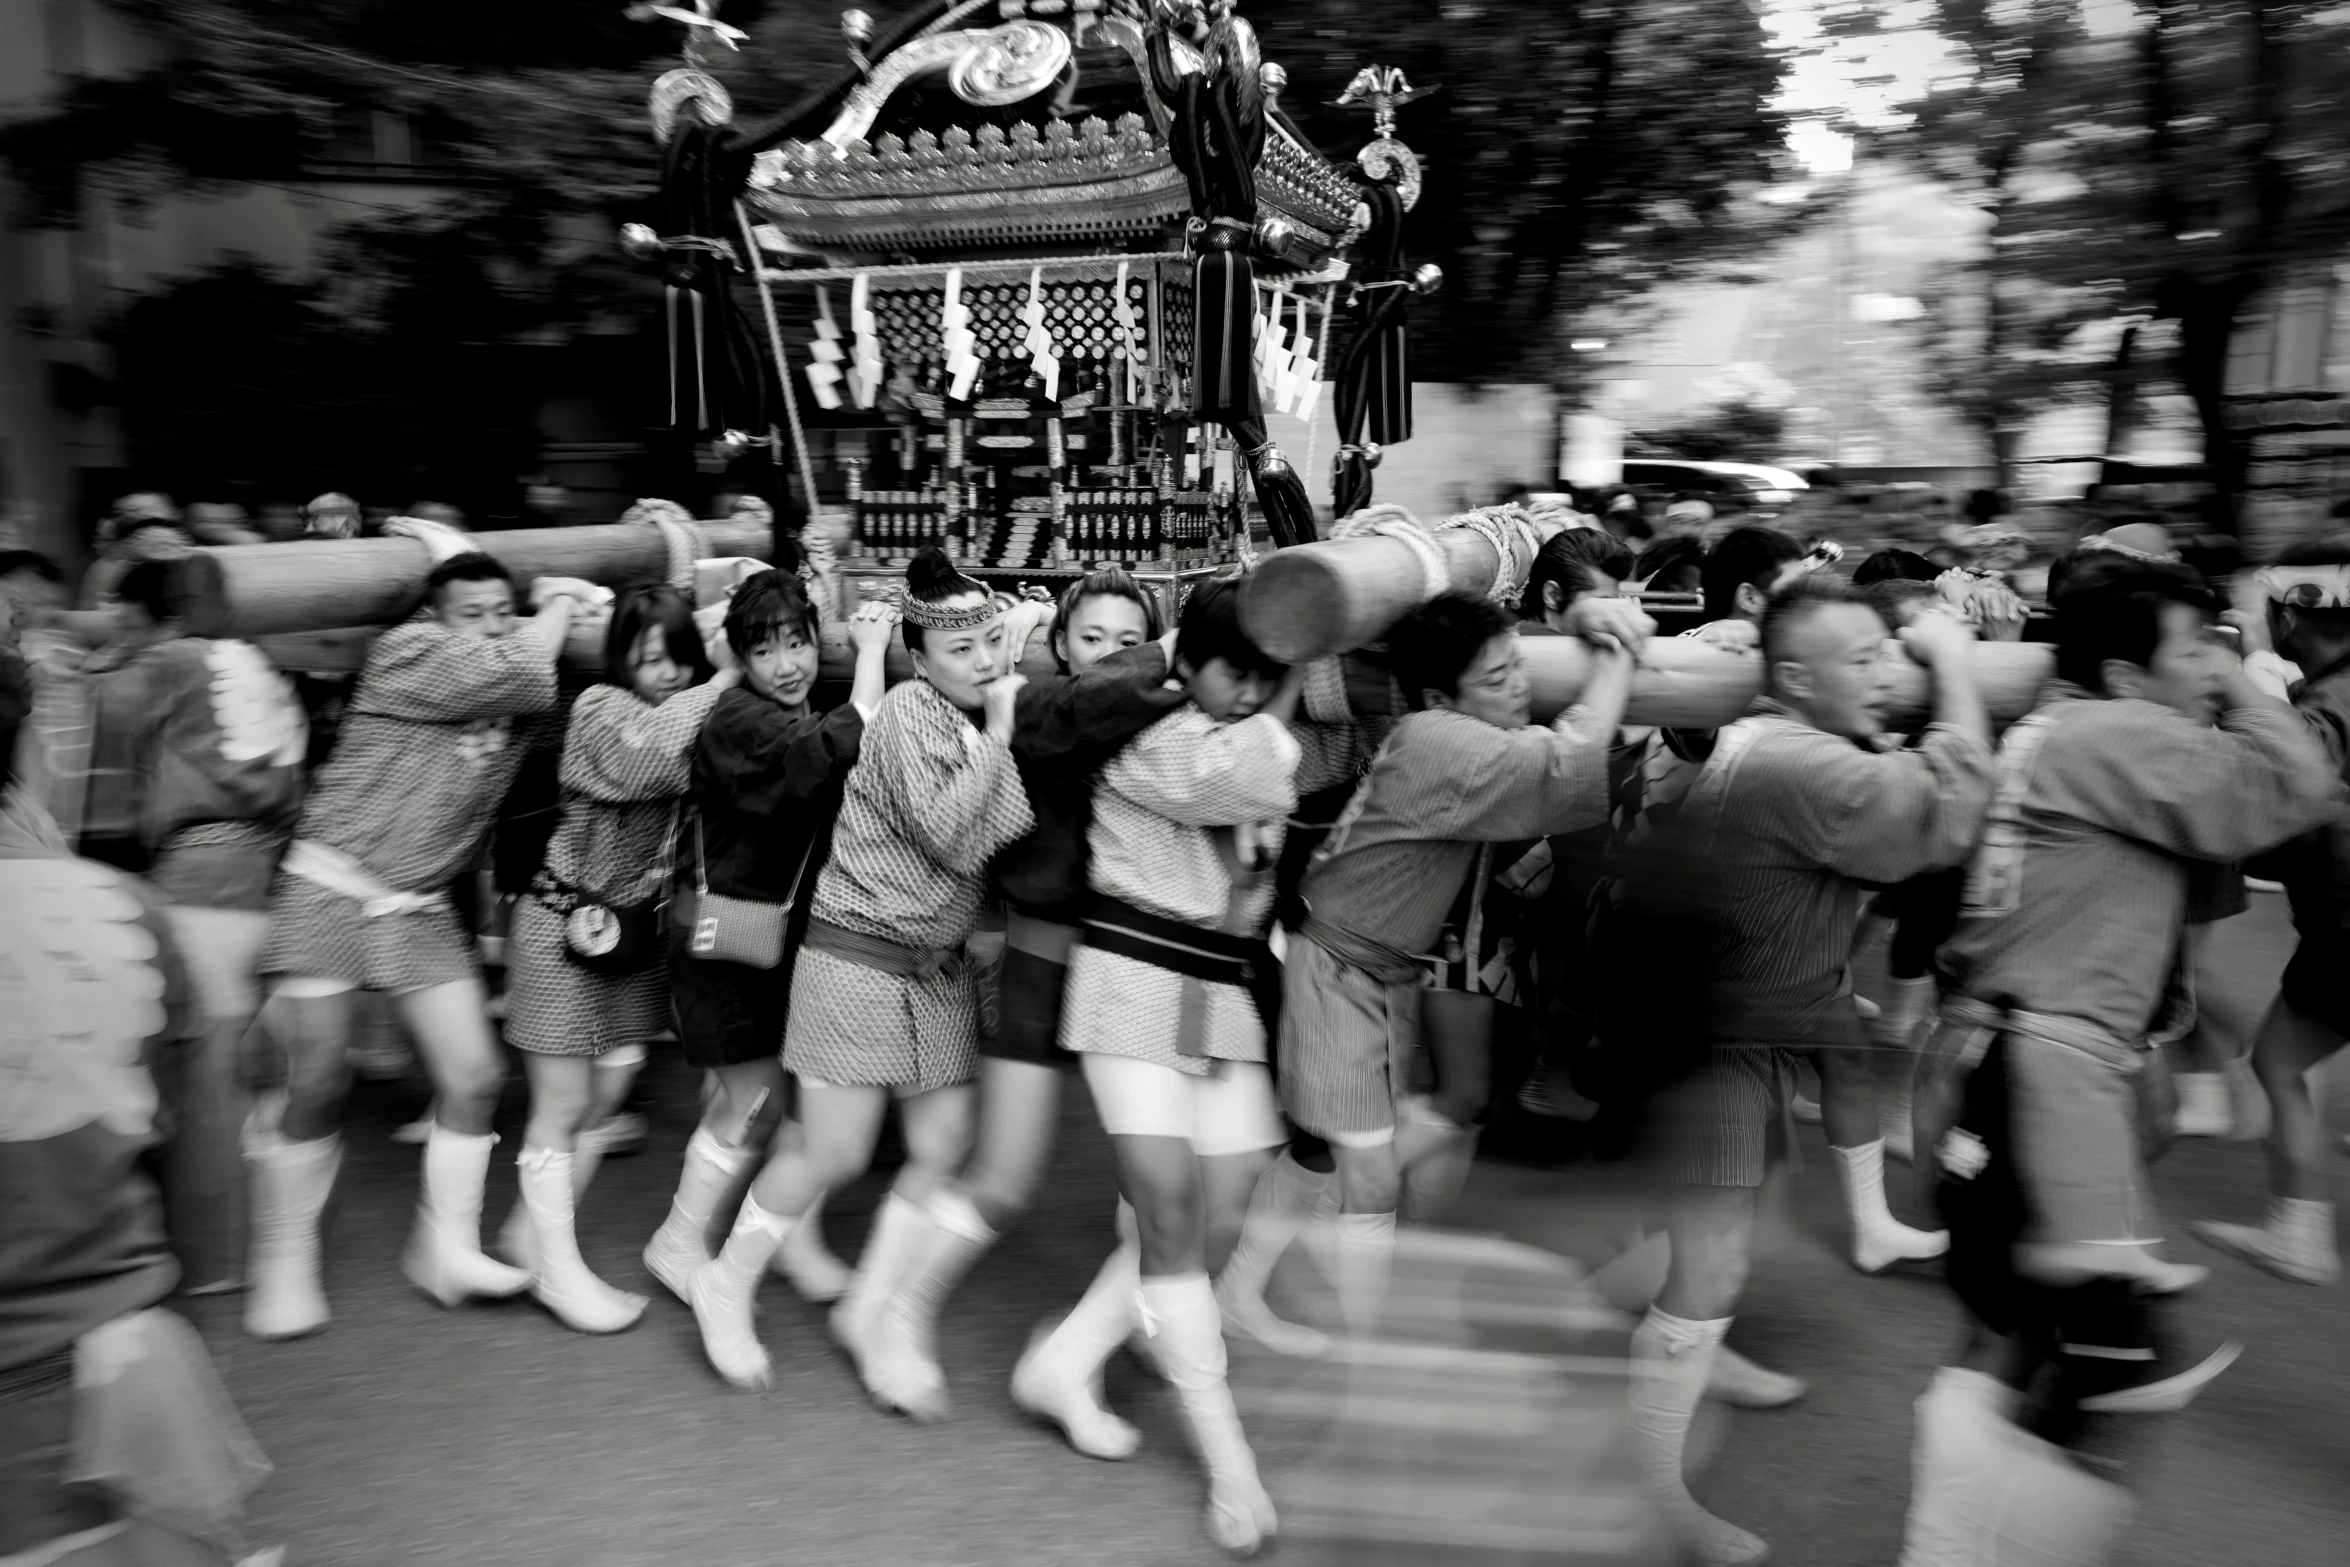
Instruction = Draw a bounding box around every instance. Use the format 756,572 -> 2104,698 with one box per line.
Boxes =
2176,284 -> 2249,530
2101,322 -> 2141,466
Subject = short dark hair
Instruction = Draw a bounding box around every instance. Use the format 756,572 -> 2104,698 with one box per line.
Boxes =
0,549 -> 63,584
1051,566 -> 1161,674
1703,526 -> 1806,621
723,568 -> 820,661
1175,574 -> 1284,682
1759,575 -> 1879,668
1632,535 -> 1705,594
1526,529 -> 1634,617
113,557 -> 183,624
1388,592 -> 1515,710
1853,548 -> 1940,586
603,584 -> 714,692
2051,559 -> 2217,693
1856,578 -> 1940,629
424,551 -> 515,610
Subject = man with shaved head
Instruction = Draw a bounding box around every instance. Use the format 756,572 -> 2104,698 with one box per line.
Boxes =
1625,578 -> 1994,1567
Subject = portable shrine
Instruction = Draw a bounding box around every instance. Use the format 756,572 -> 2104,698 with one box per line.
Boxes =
628,0 -> 1435,618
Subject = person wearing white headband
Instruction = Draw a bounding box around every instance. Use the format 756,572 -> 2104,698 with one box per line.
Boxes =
2193,542 -> 2350,1285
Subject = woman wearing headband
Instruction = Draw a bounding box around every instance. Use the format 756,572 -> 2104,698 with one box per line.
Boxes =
684,547 -> 1039,1407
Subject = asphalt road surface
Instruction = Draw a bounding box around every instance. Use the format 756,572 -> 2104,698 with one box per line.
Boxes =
183,889 -> 2349,1566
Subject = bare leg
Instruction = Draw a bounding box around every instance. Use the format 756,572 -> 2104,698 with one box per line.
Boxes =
965,1057 -> 1064,1230
2192,996 -> 2344,1283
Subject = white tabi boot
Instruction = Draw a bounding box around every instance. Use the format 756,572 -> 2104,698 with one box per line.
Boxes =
515,1144 -> 646,1334
643,1125 -> 746,1301
1011,1242 -> 1145,1460
1143,1272 -> 1278,1557
242,1129 -> 341,1340
401,1126 -> 532,1308
1215,1149 -> 1337,1358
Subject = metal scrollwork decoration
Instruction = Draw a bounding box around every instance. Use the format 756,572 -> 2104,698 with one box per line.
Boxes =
1336,65 -> 1433,211
649,67 -> 734,145
949,20 -> 1075,108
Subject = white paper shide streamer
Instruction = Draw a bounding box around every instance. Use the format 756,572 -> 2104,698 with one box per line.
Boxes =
847,272 -> 882,409
806,286 -> 844,411
941,268 -> 982,401
1021,265 -> 1060,401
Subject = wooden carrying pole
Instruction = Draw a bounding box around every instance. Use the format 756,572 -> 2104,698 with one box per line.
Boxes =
1238,528 -> 1507,664
172,520 -> 776,640
802,634 -> 2059,730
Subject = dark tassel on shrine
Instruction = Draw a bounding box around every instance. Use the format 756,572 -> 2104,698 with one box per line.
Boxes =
1233,417 -> 1315,550
1192,231 -> 1258,427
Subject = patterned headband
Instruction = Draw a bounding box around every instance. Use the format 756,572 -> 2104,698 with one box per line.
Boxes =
902,589 -> 1002,632
2259,564 -> 2350,610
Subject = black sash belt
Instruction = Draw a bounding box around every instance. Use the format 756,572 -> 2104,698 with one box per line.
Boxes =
1083,895 -> 1284,1053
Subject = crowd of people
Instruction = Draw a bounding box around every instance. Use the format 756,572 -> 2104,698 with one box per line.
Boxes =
2,492 -> 2347,1567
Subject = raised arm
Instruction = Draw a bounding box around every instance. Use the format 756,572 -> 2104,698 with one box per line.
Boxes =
561,675 -> 739,803
1099,708 -> 1302,828
701,699 -> 865,823
351,622 -> 561,725
886,688 -> 1037,877
1012,642 -> 1177,768
1816,727 -> 1997,883
2085,680 -> 2344,862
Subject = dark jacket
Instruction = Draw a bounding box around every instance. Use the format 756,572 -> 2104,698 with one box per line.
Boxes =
994,642 -> 1186,923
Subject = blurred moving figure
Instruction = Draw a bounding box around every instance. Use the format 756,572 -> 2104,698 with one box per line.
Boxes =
0,649 -> 282,1567
1637,579 -> 1992,1566
1906,555 -> 2341,1564
2193,540 -> 2350,1284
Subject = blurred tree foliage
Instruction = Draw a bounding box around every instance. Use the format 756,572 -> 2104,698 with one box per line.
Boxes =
0,0 -> 1802,500
1257,0 -> 1802,389
1866,0 -> 2350,512
1628,399 -> 1790,464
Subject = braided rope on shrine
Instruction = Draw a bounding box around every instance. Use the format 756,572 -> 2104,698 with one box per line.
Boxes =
1330,504 -> 1448,603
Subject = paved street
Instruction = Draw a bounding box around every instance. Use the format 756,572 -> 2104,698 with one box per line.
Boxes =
184,890 -> 2349,1567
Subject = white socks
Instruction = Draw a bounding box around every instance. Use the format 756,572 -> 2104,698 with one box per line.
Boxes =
1332,1210 -> 1397,1340
1628,1309 -> 1766,1566
1833,1139 -> 1949,1273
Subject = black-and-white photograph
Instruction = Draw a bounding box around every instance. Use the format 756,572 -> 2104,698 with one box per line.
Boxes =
2,2 -> 2346,1564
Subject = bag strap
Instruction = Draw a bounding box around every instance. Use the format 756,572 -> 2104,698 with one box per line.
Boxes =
693,808 -> 711,897
777,825 -> 820,911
